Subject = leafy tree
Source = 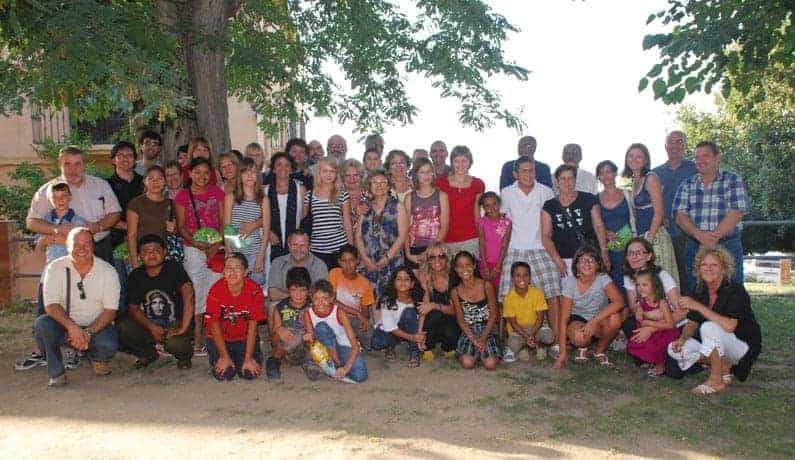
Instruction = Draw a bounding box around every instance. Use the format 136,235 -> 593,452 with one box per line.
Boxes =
0,0 -> 528,156
640,0 -> 793,108
677,71 -> 795,252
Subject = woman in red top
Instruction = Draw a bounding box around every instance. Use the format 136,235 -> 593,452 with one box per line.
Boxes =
205,253 -> 266,381
435,145 -> 485,258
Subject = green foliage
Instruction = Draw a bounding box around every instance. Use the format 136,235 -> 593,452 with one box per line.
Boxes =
0,0 -> 528,140
677,70 -> 795,252
0,132 -> 106,229
641,0 -> 794,108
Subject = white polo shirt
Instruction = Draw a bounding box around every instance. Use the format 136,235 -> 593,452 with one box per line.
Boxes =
27,174 -> 122,242
42,256 -> 120,327
500,181 -> 554,250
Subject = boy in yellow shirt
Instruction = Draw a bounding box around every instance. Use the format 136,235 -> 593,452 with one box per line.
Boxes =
503,262 -> 554,362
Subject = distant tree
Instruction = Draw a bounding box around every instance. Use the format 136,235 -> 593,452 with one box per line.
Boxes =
0,1 -> 528,156
677,70 -> 795,252
640,0 -> 794,109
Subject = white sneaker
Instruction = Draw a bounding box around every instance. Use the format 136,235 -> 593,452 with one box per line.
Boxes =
548,344 -> 561,360
502,347 -> 517,363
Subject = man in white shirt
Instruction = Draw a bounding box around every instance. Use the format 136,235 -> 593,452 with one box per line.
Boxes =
27,146 -> 122,263
500,157 -> 562,348
34,228 -> 120,387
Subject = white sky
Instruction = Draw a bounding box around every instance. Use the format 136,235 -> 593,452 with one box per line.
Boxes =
306,0 -> 715,191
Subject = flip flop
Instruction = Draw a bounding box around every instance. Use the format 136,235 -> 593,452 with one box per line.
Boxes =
692,383 -> 720,395
722,374 -> 733,385
593,352 -> 612,367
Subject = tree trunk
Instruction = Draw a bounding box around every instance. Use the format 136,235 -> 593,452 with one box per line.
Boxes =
185,0 -> 240,158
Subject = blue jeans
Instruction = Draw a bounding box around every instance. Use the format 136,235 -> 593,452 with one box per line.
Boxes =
206,336 -> 264,381
34,315 -> 118,378
113,258 -> 128,315
683,237 -> 744,294
314,322 -> 368,383
370,308 -> 420,357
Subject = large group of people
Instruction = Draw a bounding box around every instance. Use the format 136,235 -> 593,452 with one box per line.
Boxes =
16,130 -> 761,396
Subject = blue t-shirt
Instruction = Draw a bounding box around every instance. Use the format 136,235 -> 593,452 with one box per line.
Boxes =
652,160 -> 697,237
42,209 -> 86,264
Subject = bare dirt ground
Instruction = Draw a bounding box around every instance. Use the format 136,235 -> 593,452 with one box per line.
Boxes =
0,319 -> 719,460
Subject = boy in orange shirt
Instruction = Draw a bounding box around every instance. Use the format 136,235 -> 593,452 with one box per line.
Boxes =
328,245 -> 376,350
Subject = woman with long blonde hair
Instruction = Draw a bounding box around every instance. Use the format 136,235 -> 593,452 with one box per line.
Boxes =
302,157 -> 353,269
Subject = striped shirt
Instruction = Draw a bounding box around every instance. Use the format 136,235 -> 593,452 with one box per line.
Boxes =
304,190 -> 350,253
673,169 -> 749,240
230,198 -> 263,257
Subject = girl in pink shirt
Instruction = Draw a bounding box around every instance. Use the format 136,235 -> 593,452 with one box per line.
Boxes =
477,192 -> 512,290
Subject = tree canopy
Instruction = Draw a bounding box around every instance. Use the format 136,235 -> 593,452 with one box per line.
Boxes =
640,0 -> 793,108
0,0 -> 528,155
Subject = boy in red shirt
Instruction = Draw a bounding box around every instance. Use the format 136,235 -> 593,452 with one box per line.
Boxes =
205,253 -> 266,380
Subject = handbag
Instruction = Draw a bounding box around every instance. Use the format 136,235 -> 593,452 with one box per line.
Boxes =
299,189 -> 314,236
188,189 -> 224,272
647,226 -> 680,285
165,202 -> 185,263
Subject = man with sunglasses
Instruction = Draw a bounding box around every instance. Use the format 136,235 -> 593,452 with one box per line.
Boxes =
34,228 -> 120,387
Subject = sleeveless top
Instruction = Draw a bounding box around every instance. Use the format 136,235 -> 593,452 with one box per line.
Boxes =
460,297 -> 489,325
633,174 -> 654,234
230,198 -> 263,257
308,304 -> 351,347
600,196 -> 631,234
305,189 -> 350,253
408,189 -> 441,248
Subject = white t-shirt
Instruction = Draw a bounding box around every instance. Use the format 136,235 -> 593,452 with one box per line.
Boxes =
377,300 -> 415,332
42,256 -> 120,327
500,182 -> 554,250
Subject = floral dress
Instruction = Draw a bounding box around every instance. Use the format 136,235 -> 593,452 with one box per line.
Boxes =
360,196 -> 404,297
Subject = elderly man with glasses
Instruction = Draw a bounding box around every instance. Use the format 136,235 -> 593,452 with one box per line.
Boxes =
34,227 -> 120,387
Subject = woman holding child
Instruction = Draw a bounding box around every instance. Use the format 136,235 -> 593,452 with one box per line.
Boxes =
667,246 -> 761,394
553,245 -> 624,369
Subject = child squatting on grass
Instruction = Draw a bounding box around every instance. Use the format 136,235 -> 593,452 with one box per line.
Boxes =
302,280 -> 368,382
370,266 -> 427,367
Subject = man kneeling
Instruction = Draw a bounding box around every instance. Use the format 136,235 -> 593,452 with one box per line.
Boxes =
35,228 -> 119,387
117,234 -> 194,369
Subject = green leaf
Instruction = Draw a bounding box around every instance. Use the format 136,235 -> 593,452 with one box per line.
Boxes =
684,76 -> 699,93
647,63 -> 663,78
652,78 -> 667,98
638,77 -> 649,92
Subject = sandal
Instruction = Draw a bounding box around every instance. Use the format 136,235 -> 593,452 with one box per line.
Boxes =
692,383 -> 721,395
647,367 -> 661,378
722,374 -> 733,385
574,347 -> 589,363
593,352 -> 612,367
384,348 -> 397,361
408,355 -> 420,368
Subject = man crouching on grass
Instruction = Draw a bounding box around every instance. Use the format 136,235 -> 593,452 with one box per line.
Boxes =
34,227 -> 120,387
116,234 -> 195,369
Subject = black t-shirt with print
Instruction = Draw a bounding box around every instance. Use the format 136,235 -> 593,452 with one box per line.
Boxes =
543,192 -> 599,258
127,260 -> 191,327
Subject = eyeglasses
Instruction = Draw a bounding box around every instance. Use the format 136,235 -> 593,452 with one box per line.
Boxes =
627,250 -> 648,257
428,254 -> 447,260
77,280 -> 86,300
578,257 -> 597,265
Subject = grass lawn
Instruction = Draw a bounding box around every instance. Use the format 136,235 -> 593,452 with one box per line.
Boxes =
1,294 -> 793,458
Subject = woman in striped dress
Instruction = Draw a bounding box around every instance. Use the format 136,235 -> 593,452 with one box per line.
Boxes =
224,158 -> 269,286
302,157 -> 353,269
